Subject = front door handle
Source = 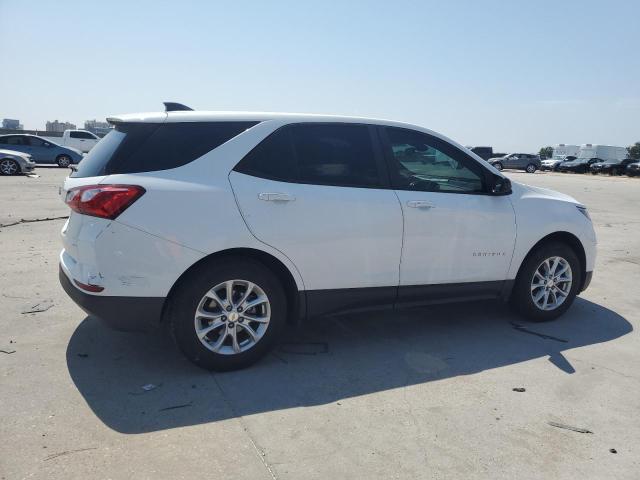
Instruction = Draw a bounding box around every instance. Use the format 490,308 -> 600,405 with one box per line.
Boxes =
258,192 -> 295,202
407,200 -> 435,209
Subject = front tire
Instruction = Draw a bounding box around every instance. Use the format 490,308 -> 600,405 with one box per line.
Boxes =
56,155 -> 72,168
0,158 -> 19,175
168,257 -> 287,371
493,162 -> 503,171
510,242 -> 581,322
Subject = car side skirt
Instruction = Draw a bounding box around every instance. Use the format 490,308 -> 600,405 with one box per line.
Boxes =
305,280 -> 511,318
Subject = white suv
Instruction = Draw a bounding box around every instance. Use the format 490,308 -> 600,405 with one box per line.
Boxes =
59,104 -> 596,371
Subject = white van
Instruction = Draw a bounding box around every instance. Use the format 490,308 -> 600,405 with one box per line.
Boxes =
577,144 -> 627,162
541,144 -> 580,171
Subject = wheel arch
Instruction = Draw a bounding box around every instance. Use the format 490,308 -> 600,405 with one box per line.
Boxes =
515,231 -> 587,288
162,247 -> 305,325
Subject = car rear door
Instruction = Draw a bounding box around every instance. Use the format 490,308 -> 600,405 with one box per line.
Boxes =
229,122 -> 403,315
379,126 -> 516,304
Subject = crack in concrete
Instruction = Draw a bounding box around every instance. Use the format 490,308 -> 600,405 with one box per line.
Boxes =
211,374 -> 279,480
0,215 -> 68,229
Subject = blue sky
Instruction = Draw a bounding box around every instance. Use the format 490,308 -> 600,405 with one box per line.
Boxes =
1,0 -> 638,151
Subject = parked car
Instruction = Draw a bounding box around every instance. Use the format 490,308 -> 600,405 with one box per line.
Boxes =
0,149 -> 36,175
60,129 -> 100,153
488,153 -> 541,173
558,157 -> 602,173
0,134 -> 83,167
626,161 -> 640,177
541,155 -> 577,171
59,104 -> 596,371
590,158 -> 636,176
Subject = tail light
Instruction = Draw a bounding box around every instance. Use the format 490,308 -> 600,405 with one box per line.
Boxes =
65,185 -> 145,219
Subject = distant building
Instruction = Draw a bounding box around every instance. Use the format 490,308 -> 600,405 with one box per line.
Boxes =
46,120 -> 76,132
84,119 -> 112,136
2,118 -> 23,130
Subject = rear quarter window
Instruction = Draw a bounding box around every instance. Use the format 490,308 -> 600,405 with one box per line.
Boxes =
72,121 -> 258,178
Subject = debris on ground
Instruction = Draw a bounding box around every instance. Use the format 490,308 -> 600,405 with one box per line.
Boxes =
1,349 -> 16,354
610,448 -> 617,454
0,215 -> 69,229
44,447 -> 97,462
510,322 -> 568,343
548,421 -> 593,434
159,402 -> 192,412
21,300 -> 54,314
512,387 -> 526,392
128,383 -> 162,396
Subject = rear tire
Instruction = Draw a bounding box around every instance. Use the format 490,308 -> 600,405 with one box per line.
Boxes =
510,242 -> 581,322
525,163 -> 537,173
168,257 -> 287,371
493,162 -> 503,171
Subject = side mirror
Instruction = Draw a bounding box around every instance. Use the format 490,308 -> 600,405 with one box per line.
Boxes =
489,174 -> 512,196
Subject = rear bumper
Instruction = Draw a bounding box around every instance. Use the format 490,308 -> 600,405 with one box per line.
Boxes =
59,265 -> 164,332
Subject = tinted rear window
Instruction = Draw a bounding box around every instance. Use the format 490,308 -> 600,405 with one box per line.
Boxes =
71,121 -> 258,177
234,123 -> 381,188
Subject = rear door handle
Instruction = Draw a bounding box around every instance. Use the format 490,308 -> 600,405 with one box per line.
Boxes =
407,200 -> 435,209
258,192 -> 295,202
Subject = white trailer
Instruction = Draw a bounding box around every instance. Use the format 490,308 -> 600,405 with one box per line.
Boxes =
552,144 -> 580,159
577,144 -> 628,162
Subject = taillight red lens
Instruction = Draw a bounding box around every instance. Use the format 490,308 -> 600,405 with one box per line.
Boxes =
65,185 -> 145,219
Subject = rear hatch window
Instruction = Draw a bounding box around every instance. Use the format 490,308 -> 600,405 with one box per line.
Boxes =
72,121 -> 258,177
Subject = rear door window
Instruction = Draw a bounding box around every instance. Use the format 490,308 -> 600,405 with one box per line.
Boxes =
234,123 -> 383,188
71,121 -> 258,178
2,136 -> 27,146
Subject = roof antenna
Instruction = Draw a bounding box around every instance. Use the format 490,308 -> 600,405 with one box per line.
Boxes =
163,102 -> 194,112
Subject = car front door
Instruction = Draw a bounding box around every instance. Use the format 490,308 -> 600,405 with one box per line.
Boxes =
229,123 -> 404,316
380,126 -> 516,304
25,136 -> 50,162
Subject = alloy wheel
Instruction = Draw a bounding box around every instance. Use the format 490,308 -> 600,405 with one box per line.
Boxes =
194,279 -> 271,355
58,156 -> 71,167
0,159 -> 18,175
530,256 -> 572,311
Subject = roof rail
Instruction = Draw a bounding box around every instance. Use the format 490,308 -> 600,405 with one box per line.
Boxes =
163,102 -> 194,112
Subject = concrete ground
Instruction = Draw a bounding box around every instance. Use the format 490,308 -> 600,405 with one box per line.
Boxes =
1,167 -> 638,479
